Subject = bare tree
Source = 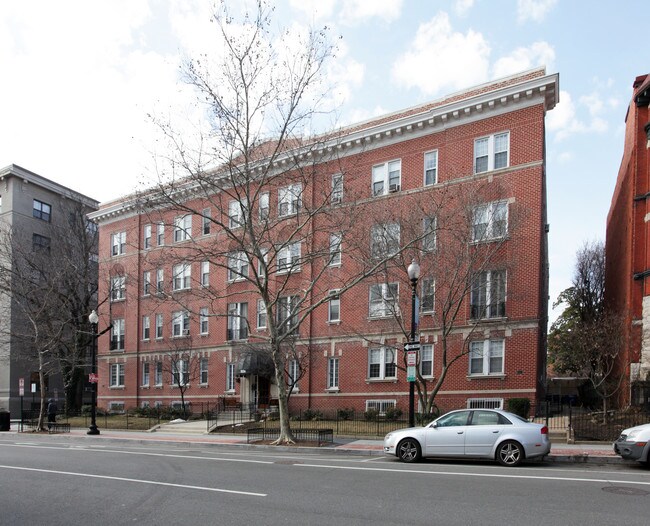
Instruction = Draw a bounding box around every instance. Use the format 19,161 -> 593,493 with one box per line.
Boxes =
160,337 -> 202,420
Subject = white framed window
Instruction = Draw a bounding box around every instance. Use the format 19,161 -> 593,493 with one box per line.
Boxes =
227,302 -> 248,340
288,359 -> 300,391
424,150 -> 438,186
368,347 -> 396,379
110,363 -> 125,387
108,401 -> 125,412
259,192 -> 269,221
329,233 -> 341,266
278,183 -> 302,217
155,314 -> 163,339
420,344 -> 433,377
143,271 -> 151,296
277,295 -> 299,335
172,262 -> 191,291
111,231 -> 126,256
327,357 -> 339,389
331,174 -> 343,204
422,216 -> 436,251
371,222 -> 400,258
172,359 -> 189,386
144,224 -> 152,249
229,200 -> 244,228
369,283 -> 398,318
200,358 -> 208,384
157,222 -> 165,246
277,242 -> 301,273
421,278 -> 435,313
202,208 -> 211,235
258,247 -> 269,282
365,399 -> 396,414
142,316 -> 150,341
472,201 -> 508,242
172,310 -> 190,337
155,361 -> 163,385
227,251 -> 249,281
111,276 -> 126,301
467,398 -> 504,409
174,215 -> 192,242
201,261 -> 210,287
156,268 -> 164,294
33,199 -> 51,221
111,319 -> 125,351
257,299 -> 267,329
226,363 -> 235,392
142,362 -> 150,386
471,270 -> 506,319
199,307 -> 209,335
328,290 -> 340,322
372,159 -> 401,196
474,132 -> 509,173
469,340 -> 504,376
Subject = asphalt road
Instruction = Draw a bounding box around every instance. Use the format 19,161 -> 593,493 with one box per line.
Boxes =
0,435 -> 649,526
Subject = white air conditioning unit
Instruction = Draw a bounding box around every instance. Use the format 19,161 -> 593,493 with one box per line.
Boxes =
389,184 -> 400,193
183,329 -> 190,336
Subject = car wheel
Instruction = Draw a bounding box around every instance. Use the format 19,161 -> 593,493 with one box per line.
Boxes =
496,440 -> 524,467
397,438 -> 421,463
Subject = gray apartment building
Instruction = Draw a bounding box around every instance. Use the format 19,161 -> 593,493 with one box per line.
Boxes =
0,164 -> 98,416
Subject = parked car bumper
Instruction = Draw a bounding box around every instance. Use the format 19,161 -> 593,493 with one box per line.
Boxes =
522,439 -> 551,459
613,440 -> 647,462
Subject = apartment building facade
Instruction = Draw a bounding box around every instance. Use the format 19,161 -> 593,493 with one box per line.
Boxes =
90,68 -> 558,416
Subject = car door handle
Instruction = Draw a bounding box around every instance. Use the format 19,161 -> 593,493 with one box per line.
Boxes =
492,430 -> 499,433
457,431 -> 464,434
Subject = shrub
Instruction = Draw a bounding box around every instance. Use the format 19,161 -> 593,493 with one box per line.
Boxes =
303,409 -> 323,421
385,407 -> 403,421
507,398 -> 531,418
364,409 -> 379,422
337,408 -> 354,420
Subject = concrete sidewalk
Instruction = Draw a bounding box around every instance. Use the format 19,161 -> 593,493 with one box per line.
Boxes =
3,422 -> 624,465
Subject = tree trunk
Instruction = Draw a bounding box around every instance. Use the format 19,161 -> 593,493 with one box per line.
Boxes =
271,347 -> 295,445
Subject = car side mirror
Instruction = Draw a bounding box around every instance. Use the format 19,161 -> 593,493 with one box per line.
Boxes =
430,422 -> 438,429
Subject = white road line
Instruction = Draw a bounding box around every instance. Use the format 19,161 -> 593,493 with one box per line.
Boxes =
296,463 -> 650,486
0,465 -> 267,496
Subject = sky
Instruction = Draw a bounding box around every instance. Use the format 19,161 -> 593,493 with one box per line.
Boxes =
1,0 -> 648,322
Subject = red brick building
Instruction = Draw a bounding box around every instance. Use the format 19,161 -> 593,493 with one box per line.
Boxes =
89,67 -> 558,416
606,73 -> 650,409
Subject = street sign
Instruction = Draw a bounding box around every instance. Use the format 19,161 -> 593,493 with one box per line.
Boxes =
406,350 -> 417,366
404,341 -> 420,352
19,377 -> 24,396
89,373 -> 99,384
407,366 -> 416,382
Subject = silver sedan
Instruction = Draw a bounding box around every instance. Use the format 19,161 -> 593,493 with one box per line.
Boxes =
384,408 -> 551,466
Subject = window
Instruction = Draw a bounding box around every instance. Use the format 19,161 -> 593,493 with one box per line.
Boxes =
111,276 -> 126,301
259,192 -> 269,221
227,302 -> 248,340
174,215 -> 192,242
155,361 -> 163,386
155,314 -> 163,339
227,252 -> 249,281
277,295 -> 298,335
144,224 -> 152,249
474,132 -> 509,173
258,247 -> 269,282
420,344 -> 433,377
331,174 -> 343,204
472,201 -> 508,242
111,231 -> 126,256
172,311 -> 190,337
257,299 -> 267,329
156,268 -> 164,294
172,263 -> 191,291
142,316 -> 150,340
277,243 -> 301,273
365,400 -> 396,414
422,217 -> 436,251
172,360 -> 189,386
329,233 -> 341,266
33,199 -> 51,221
369,283 -> 398,318
469,340 -> 504,376
110,364 -> 125,387
157,222 -> 165,246
467,398 -> 504,410
327,357 -> 339,389
421,278 -> 435,313
199,307 -> 209,334
108,401 -> 125,412
111,319 -> 125,351
32,233 -> 51,252
368,347 -> 396,379
436,410 -> 470,427
471,270 -> 506,319
278,183 -> 302,217
328,291 -> 340,322
288,360 -> 299,390
424,151 -> 438,186
143,271 -> 151,296
372,160 -> 401,196
201,261 -> 210,287
228,200 -> 244,228
142,362 -> 150,386
202,208 -> 211,235
371,222 -> 400,257
200,358 -> 208,384
226,363 -> 235,392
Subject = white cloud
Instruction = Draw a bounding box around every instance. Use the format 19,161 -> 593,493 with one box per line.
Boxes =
289,0 -> 337,19
517,0 -> 558,23
557,151 -> 573,164
343,105 -> 389,127
340,0 -> 403,24
454,0 -> 475,16
391,12 -> 490,96
547,90 -> 611,141
492,41 -> 555,78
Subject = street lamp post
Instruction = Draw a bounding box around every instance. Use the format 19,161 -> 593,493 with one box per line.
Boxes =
88,310 -> 100,435
407,259 -> 420,428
